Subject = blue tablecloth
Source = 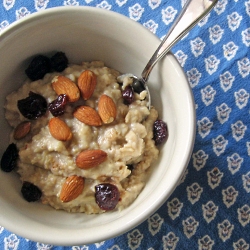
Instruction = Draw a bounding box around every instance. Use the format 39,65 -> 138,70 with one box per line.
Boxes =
1,0 -> 250,249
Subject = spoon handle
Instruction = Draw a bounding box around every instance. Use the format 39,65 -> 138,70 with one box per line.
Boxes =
141,0 -> 218,82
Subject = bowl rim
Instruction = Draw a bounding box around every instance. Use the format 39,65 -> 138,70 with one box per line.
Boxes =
0,6 -> 196,245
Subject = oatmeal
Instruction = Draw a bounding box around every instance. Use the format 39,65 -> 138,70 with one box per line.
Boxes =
2,54 -> 167,214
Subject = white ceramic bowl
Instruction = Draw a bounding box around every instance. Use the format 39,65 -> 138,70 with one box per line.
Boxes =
0,6 -> 195,246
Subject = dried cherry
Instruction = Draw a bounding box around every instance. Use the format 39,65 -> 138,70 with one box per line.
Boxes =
21,182 -> 42,202
95,183 -> 120,211
25,55 -> 51,81
0,143 -> 18,172
153,119 -> 168,145
50,52 -> 68,72
48,94 -> 68,117
122,85 -> 134,105
132,78 -> 145,94
17,92 -> 47,120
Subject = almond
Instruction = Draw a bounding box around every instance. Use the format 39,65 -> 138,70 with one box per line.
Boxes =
76,149 -> 107,169
78,70 -> 97,100
52,75 -> 80,102
13,121 -> 31,140
60,175 -> 85,202
98,94 -> 117,124
48,117 -> 72,141
73,105 -> 102,126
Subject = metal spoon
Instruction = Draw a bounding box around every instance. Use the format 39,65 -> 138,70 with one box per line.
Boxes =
118,0 -> 218,107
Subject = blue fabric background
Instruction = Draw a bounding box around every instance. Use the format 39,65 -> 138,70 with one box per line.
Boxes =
1,0 -> 250,249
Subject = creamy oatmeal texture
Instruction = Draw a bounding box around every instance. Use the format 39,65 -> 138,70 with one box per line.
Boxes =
5,61 -> 159,214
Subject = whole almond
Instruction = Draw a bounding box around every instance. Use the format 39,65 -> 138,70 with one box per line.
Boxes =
98,94 -> 117,124
13,121 -> 31,140
48,117 -> 72,141
60,175 -> 85,202
73,105 -> 102,126
76,149 -> 107,169
78,70 -> 97,100
52,75 -> 80,102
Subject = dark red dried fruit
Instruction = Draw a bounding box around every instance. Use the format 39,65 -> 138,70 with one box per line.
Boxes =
48,94 -> 68,117
95,183 -> 120,211
21,182 -> 42,202
50,52 -> 68,72
0,143 -> 18,172
25,55 -> 51,81
132,78 -> 145,94
17,92 -> 47,120
153,119 -> 168,145
122,85 -> 134,105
